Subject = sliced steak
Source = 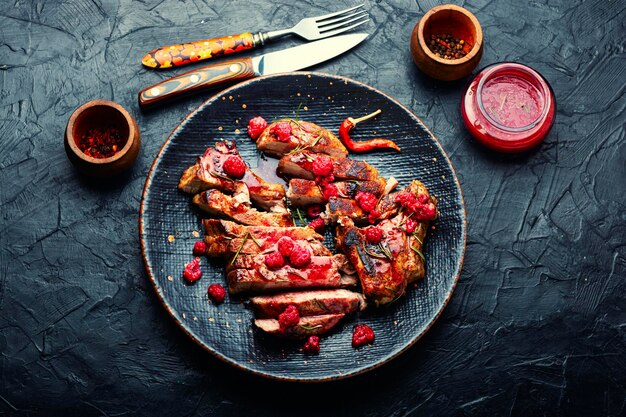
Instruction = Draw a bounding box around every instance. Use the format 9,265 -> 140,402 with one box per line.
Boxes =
256,119 -> 347,158
250,289 -> 366,318
287,178 -> 387,207
202,219 -> 330,257
254,314 -> 345,339
277,150 -> 378,181
179,140 -> 285,210
193,187 -> 293,227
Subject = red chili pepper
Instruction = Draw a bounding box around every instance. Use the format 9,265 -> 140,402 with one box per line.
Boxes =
338,110 -> 401,153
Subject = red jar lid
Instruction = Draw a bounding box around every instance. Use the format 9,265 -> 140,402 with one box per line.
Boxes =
461,62 -> 555,153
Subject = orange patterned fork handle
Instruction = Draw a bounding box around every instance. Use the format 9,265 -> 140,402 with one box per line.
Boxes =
142,32 -> 256,69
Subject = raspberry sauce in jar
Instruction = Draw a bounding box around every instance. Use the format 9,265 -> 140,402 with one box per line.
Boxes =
462,63 -> 555,153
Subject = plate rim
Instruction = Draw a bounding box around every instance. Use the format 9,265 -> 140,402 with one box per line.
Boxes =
139,71 -> 467,382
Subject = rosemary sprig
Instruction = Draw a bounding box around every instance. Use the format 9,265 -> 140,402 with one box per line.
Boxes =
303,152 -> 315,162
209,170 -> 234,182
248,232 -> 262,248
378,242 -> 393,261
296,208 -> 306,227
398,212 -> 413,227
299,324 -> 323,331
230,232 -> 249,265
412,232 -> 423,245
410,246 -> 425,261
363,243 -> 388,260
295,102 -> 303,123
312,299 -> 330,312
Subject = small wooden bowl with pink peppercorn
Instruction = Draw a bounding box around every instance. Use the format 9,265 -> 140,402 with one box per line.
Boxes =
410,4 -> 483,81
64,100 -> 141,177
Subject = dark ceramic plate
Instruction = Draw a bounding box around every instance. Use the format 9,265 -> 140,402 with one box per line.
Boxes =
140,72 -> 466,382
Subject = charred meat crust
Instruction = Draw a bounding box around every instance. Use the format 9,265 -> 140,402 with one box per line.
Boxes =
277,150 -> 378,181
192,189 -> 293,227
178,140 -> 286,211
256,120 -> 348,158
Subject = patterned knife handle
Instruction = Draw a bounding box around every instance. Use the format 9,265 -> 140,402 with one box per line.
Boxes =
142,32 -> 257,69
138,58 -> 255,108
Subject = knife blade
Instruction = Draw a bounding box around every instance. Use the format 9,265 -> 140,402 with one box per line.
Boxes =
138,33 -> 367,109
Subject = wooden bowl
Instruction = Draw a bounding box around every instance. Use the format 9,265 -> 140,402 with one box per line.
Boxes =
410,4 -> 483,81
64,100 -> 140,177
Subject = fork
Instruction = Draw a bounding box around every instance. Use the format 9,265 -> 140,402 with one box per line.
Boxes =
142,4 -> 369,69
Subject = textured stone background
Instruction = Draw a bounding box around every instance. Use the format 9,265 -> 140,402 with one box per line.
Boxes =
1,0 -> 624,416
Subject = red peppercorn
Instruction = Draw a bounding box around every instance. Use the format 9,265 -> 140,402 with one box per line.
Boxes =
277,236 -> 295,257
289,245 -> 311,268
207,283 -> 226,304
247,116 -> 267,140
278,305 -> 300,330
303,335 -> 320,354
306,204 -> 323,218
355,191 -> 378,213
183,258 -> 202,283
270,122 -> 292,142
352,324 -> 375,347
264,251 -> 285,270
405,217 -> 418,234
364,227 -> 383,244
308,217 -> 325,234
322,183 -> 339,202
312,155 -> 334,177
222,156 -> 246,179
192,240 -> 207,256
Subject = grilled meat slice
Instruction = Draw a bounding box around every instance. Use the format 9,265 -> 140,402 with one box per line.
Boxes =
287,178 -> 387,207
277,150 -> 378,181
256,119 -> 348,158
334,180 -> 437,305
250,289 -> 366,319
227,254 -> 357,294
193,186 -> 293,227
325,196 -> 399,225
179,140 -> 285,210
254,314 -> 345,339
202,219 -> 331,257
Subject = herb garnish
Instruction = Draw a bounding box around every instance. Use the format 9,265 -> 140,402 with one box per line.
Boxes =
300,324 -> 323,331
209,170 -> 234,182
410,246 -> 425,261
230,232 -> 249,264
248,232 -> 262,248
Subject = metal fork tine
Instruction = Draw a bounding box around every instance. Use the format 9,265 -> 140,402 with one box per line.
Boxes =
314,4 -> 365,23
318,10 -> 368,29
318,18 -> 370,37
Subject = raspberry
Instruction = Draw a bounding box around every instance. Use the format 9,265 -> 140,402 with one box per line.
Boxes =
312,155 -> 334,177
277,236 -> 295,257
183,258 -> 202,283
264,251 -> 285,270
303,335 -> 320,354
405,217 -> 418,234
247,116 -> 267,140
352,324 -> 375,348
395,192 -> 417,207
270,122 -> 292,142
321,183 -> 339,202
417,193 -> 429,204
355,191 -> 378,213
207,284 -> 226,304
315,173 -> 335,187
368,209 -> 380,224
364,227 -> 383,244
308,217 -> 325,234
278,305 -> 300,330
306,204 -> 323,218
289,245 -> 311,268
415,203 -> 437,221
192,240 -> 207,256
222,156 -> 246,179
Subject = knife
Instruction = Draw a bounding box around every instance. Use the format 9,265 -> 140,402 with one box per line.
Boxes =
138,33 -> 367,109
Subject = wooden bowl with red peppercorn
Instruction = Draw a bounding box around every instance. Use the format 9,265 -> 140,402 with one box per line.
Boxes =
410,4 -> 483,81
64,100 -> 140,177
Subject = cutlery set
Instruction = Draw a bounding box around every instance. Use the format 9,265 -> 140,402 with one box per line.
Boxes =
138,4 -> 369,108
